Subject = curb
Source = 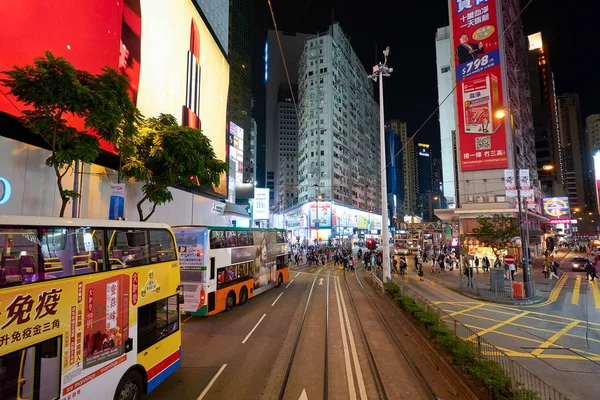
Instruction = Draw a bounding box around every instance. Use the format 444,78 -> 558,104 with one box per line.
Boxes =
431,279 -> 547,306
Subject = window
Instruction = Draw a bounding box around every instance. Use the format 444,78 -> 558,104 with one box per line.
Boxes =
138,295 -> 179,352
224,231 -> 237,247
210,230 -> 225,249
148,230 -> 176,263
0,337 -> 61,400
107,229 -> 150,269
217,262 -> 253,289
441,65 -> 450,73
0,228 -> 41,286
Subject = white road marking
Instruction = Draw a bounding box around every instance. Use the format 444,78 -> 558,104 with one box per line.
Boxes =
182,315 -> 194,324
319,278 -> 324,286
242,313 -> 267,344
196,364 -> 227,400
271,292 -> 284,307
334,276 -> 357,400
336,277 -> 368,400
298,388 -> 309,400
295,272 -> 300,278
286,279 -> 294,288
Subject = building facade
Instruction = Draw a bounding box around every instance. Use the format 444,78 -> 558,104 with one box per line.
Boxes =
435,26 -> 457,208
265,30 -> 310,204
228,0 -> 253,183
586,114 -> 600,154
276,84 -> 299,209
390,120 -> 416,217
297,23 -> 380,214
385,125 -> 405,225
527,32 -> 563,197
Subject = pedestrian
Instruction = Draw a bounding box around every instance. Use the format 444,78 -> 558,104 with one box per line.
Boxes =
549,261 -> 559,279
417,263 -> 424,281
474,256 -> 480,273
543,260 -> 549,279
591,261 -> 599,281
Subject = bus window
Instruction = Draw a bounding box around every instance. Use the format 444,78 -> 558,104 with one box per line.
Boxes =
224,231 -> 237,247
247,232 -> 254,246
73,227 -> 105,274
40,227 -> 74,281
107,229 -> 150,269
210,231 -> 225,249
0,228 -> 40,286
137,295 -> 179,353
149,230 -> 176,263
237,231 -> 249,246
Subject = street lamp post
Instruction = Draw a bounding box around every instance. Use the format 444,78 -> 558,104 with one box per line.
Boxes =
369,47 -> 393,283
495,108 -> 532,296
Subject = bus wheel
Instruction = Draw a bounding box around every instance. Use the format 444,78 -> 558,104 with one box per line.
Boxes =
115,370 -> 143,400
277,273 -> 283,287
225,291 -> 236,311
239,287 -> 248,305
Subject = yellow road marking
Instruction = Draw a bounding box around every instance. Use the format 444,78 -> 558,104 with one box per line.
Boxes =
448,303 -> 485,317
592,281 -> 600,309
464,323 -> 541,344
521,273 -> 569,308
531,320 -> 580,356
572,276 -> 581,305
466,312 -> 529,341
404,273 -> 409,282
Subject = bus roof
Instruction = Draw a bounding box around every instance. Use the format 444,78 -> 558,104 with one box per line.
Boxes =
173,225 -> 285,233
0,215 -> 171,230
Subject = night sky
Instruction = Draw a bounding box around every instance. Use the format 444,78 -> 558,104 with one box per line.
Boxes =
252,0 -> 598,161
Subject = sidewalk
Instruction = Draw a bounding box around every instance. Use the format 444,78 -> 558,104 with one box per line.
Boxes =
401,251 -> 579,306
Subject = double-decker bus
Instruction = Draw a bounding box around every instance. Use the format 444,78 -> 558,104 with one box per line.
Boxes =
173,226 -> 289,316
0,215 -> 182,400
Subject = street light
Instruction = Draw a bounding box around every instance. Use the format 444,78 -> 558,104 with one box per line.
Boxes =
542,165 -> 554,171
494,107 -> 531,296
369,46 -> 393,283
574,208 -> 581,212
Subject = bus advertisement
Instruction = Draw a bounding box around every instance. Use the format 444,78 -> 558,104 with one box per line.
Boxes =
174,227 -> 290,316
0,216 -> 182,400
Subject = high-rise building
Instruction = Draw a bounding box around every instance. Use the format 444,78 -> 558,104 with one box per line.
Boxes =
249,116 -> 258,182
390,120 -> 416,217
586,114 -> 600,154
435,26 -> 457,208
527,32 -> 563,197
228,0 -> 253,183
297,23 -> 380,213
416,143 -> 433,220
437,0 -> 546,256
386,124 -> 405,224
432,158 -> 443,195
558,93 -> 590,209
276,84 -> 299,209
265,30 -> 310,204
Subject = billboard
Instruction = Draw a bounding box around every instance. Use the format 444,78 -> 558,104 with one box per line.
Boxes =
0,0 -> 229,195
229,122 -> 244,184
542,197 -> 570,221
451,0 -> 508,171
253,188 -> 270,220
309,202 -> 332,228
595,153 -> 600,216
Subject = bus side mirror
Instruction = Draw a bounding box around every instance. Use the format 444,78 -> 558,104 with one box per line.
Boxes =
177,285 -> 185,304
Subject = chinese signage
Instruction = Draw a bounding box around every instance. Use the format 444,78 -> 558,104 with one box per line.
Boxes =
543,197 -> 570,222
229,121 -> 244,184
519,169 -> 531,198
451,0 -> 508,171
253,188 -> 270,220
310,202 -> 332,228
504,169 -> 515,197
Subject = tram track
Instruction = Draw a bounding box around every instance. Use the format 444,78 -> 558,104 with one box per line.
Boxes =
342,267 -> 439,400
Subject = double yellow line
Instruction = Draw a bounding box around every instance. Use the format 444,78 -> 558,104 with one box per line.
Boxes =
524,273 -> 568,308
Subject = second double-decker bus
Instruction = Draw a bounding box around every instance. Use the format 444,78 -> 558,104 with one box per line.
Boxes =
0,215 -> 182,400
173,226 -> 289,316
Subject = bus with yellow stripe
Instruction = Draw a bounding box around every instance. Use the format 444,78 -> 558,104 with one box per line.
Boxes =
0,215 -> 182,400
173,226 -> 289,315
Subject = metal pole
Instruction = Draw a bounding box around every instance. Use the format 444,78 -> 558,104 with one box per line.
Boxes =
378,68 -> 391,283
511,113 -> 531,296
71,160 -> 79,218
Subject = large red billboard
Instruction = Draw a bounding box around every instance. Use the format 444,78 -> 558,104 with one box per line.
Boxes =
451,0 -> 508,171
0,0 -> 229,194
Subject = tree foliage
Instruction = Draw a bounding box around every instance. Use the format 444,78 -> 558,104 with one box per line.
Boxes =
1,51 -> 141,216
472,214 -> 520,257
122,114 -> 228,221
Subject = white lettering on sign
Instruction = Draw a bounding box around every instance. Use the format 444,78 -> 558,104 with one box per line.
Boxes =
0,177 -> 11,205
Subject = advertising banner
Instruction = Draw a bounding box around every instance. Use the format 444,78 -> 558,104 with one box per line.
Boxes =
0,176 -> 11,205
451,0 -> 508,171
109,184 -> 126,220
595,153 -> 600,215
519,169 -> 531,198
310,202 -> 332,228
543,197 -> 570,221
504,169 -> 516,197
253,188 -> 270,220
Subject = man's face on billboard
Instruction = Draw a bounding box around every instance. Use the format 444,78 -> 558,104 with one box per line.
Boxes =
460,34 -> 469,44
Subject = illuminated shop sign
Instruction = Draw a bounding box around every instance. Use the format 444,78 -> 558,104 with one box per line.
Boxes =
0,177 -> 12,205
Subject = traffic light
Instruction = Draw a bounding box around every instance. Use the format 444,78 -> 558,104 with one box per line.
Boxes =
366,238 -> 377,251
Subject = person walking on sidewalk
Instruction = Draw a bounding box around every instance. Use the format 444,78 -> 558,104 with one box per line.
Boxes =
549,261 -> 559,279
417,263 -> 424,281
482,256 -> 490,273
474,256 -> 480,273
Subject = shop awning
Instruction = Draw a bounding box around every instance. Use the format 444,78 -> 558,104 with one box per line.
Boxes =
224,202 -> 250,218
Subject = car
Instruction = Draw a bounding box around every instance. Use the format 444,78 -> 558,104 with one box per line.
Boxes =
571,256 -> 591,272
394,248 -> 412,255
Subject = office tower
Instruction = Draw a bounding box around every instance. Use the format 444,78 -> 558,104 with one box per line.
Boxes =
297,23 -> 380,213
416,143 -> 433,221
432,158 -> 443,195
386,124 -> 405,224
389,120 -> 416,218
435,26 -> 457,208
586,114 -> 600,154
527,32 -> 563,197
265,30 -> 310,203
276,84 -> 299,209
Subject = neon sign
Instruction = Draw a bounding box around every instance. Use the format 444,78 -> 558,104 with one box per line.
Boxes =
0,177 -> 11,205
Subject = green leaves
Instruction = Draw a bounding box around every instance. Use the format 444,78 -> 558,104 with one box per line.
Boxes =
122,114 -> 228,220
472,214 -> 520,255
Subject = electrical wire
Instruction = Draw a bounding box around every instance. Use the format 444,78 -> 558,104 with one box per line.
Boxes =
381,0 -> 536,176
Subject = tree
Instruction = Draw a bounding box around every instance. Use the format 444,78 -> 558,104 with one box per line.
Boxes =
122,114 -> 228,221
472,214 -> 520,258
1,51 -> 141,216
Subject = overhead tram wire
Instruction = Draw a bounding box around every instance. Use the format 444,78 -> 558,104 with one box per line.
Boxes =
381,0 -> 536,176
267,0 -> 298,115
